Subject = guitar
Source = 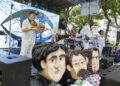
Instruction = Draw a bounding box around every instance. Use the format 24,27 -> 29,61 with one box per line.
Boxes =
56,34 -> 70,42
84,35 -> 90,41
71,29 -> 76,37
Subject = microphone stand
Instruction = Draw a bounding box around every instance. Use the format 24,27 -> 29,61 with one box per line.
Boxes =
39,18 -> 42,43
8,4 -> 14,55
37,14 -> 43,43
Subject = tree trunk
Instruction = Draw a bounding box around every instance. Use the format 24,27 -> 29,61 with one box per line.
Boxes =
112,4 -> 119,50
105,20 -> 111,42
64,7 -> 73,24
102,9 -> 111,43
62,7 -> 73,34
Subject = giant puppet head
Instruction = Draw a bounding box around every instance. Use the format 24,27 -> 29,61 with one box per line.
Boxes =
92,48 -> 100,73
32,42 -> 67,82
82,48 -> 100,73
66,50 -> 88,80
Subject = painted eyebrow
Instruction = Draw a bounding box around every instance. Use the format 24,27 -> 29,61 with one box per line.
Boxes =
73,59 -> 85,63
59,54 -> 66,57
49,56 -> 57,60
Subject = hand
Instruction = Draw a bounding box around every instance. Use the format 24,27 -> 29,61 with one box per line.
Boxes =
85,35 -> 90,40
44,28 -> 51,31
32,28 -> 37,31
56,33 -> 60,36
97,43 -> 99,47
85,35 -> 88,38
94,36 -> 97,39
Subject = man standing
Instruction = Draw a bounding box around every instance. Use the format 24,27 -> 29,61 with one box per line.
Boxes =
80,20 -> 94,49
20,11 -> 40,58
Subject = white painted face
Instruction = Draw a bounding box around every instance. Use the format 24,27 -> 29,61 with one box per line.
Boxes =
92,51 -> 100,73
41,48 -> 66,82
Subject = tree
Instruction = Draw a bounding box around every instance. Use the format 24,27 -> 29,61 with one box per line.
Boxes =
60,7 -> 73,25
68,6 -> 88,30
68,6 -> 103,31
101,0 -> 120,46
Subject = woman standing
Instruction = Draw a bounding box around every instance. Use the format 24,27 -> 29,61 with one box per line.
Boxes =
97,30 -> 105,57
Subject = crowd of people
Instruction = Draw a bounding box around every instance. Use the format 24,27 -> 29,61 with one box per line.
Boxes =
55,18 -> 105,58
20,11 -> 105,59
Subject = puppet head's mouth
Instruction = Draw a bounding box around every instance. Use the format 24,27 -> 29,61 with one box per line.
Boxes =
55,70 -> 60,74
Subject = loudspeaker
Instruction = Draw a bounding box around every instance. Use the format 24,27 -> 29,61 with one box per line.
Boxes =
100,58 -> 113,69
0,50 -> 31,86
99,65 -> 120,86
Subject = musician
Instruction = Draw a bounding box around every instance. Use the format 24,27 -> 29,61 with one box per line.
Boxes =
56,18 -> 69,44
80,20 -> 94,49
20,11 -> 41,58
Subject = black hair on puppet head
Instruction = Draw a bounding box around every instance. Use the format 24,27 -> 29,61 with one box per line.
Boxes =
82,48 -> 100,73
92,48 -> 100,56
66,50 -> 87,67
32,42 -> 67,71
66,50 -> 87,81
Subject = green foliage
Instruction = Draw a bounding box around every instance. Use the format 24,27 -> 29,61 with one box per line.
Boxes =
68,6 -> 103,30
101,0 -> 120,24
94,22 -> 101,27
68,6 -> 87,29
101,0 -> 120,45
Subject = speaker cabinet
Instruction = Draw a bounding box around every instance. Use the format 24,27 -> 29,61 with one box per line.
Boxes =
99,65 -> 120,86
0,50 -> 31,86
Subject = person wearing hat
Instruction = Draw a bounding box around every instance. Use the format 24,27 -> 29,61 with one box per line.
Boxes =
20,11 -> 41,58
